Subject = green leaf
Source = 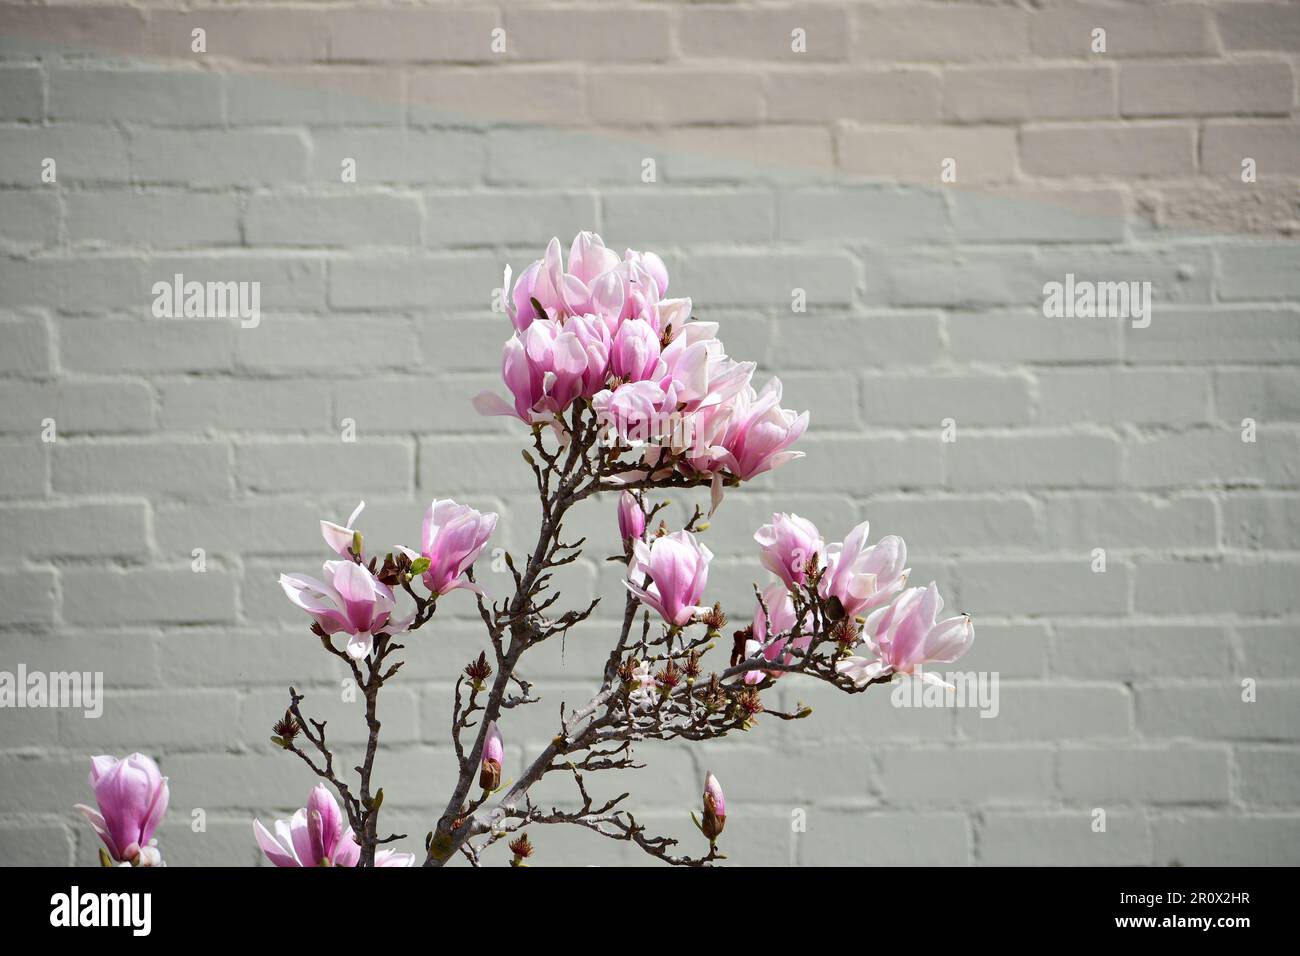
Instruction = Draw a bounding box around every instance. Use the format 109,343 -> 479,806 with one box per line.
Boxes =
409,557 -> 431,575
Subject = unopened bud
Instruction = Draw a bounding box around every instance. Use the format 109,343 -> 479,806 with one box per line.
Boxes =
701,771 -> 726,843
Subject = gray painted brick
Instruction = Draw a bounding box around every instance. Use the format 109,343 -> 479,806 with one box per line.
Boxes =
799,811 -> 969,865
1237,748 -> 1300,805
53,440 -> 231,497
245,194 -> 422,248
130,130 -> 309,187
1051,624 -> 1231,681
1059,746 -> 1230,804
879,747 -> 1054,804
0,64 -> 42,121
0,442 -> 47,499
1126,307 -> 1300,363
66,191 -> 240,246
0,127 -> 130,185
1154,815 -> 1300,865
236,440 -> 413,495
311,129 -> 484,185
956,558 -> 1130,616
1217,244 -> 1300,301
0,568 -> 57,625
777,187 -> 949,241
1239,624 -> 1300,678
64,569 -> 237,626
1223,494 -> 1300,550
948,434 -> 1123,490
59,319 -> 237,374
677,251 -> 857,306
1042,493 -> 1217,550
0,502 -> 149,559
0,313 -> 50,376
979,811 -> 1150,865
605,190 -> 775,244
0,380 -> 154,434
158,379 -> 333,433
0,191 -> 59,249
425,191 -> 596,248
329,255 -> 500,310
1034,368 -> 1212,427
1135,559 -> 1300,615
50,69 -> 221,125
1138,684 -> 1300,740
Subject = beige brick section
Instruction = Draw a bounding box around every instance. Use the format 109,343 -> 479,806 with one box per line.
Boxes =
588,69 -> 764,125
1020,123 -> 1196,178
838,125 -> 1018,183
680,4 -> 850,61
147,9 -> 329,61
1216,3 -> 1300,52
507,7 -> 672,62
768,68 -> 941,123
1030,4 -> 1214,57
854,6 -> 1028,62
1202,121 -> 1300,178
325,7 -> 499,62
943,66 -> 1116,122
1120,62 -> 1294,118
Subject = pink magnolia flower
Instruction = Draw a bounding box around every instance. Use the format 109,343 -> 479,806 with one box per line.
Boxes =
754,513 -> 826,590
280,560 -> 412,660
568,313 -> 614,397
420,499 -> 498,597
712,378 -> 808,481
743,583 -> 803,685
320,500 -> 366,557
473,319 -> 591,423
375,850 -> 416,867
609,317 -> 663,383
593,379 -> 668,446
659,322 -> 754,414
254,784 -> 360,868
836,582 -> 974,689
75,753 -> 169,866
617,491 -> 645,543
701,771 -> 725,842
624,530 -> 713,628
818,522 -> 909,620
506,232 -> 622,329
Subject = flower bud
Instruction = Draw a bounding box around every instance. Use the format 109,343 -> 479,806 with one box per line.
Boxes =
479,720 -> 503,791
701,772 -> 726,842
617,491 -> 645,544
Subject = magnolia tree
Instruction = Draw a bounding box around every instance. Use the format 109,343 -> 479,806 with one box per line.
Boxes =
76,233 -> 974,868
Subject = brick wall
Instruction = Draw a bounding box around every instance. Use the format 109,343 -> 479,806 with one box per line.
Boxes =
1,0 -> 1298,866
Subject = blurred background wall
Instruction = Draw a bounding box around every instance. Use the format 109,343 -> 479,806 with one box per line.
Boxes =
1,0 -> 1298,866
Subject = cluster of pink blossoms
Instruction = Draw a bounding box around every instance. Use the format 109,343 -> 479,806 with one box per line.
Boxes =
278,498 -> 498,660
474,232 -> 808,502
72,232 -> 973,868
618,507 -> 975,692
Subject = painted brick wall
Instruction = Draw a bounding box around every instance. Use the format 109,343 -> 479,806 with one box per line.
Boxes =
1,0 -> 1298,867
